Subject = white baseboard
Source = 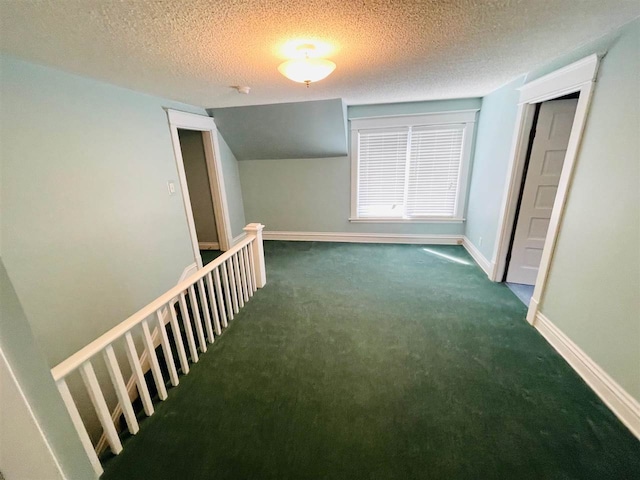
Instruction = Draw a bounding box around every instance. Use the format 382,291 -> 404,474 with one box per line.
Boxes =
198,242 -> 219,250
263,231 -> 463,245
534,312 -> 640,440
462,236 -> 494,278
526,297 -> 539,324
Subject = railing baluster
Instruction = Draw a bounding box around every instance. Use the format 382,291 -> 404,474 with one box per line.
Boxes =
56,379 -> 104,476
50,225 -> 268,470
79,361 -> 123,455
156,309 -> 179,386
169,302 -> 189,375
188,285 -> 207,353
205,273 -> 222,335
218,265 -> 233,324
227,258 -> 239,314
103,345 -> 139,435
235,250 -> 244,304
237,249 -> 247,302
243,246 -> 254,296
179,292 -> 199,362
141,319 -> 168,401
233,254 -> 244,309
239,248 -> 250,301
124,332 -> 154,416
237,252 -> 247,306
213,268 -> 228,328
198,278 -> 215,343
248,241 -> 257,292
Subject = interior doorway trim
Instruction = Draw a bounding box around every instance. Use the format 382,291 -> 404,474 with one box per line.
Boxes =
166,109 -> 233,268
490,54 -> 601,323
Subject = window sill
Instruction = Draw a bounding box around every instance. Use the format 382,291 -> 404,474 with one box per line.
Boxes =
349,217 -> 465,224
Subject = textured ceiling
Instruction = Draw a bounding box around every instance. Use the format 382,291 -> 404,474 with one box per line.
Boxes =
0,1 -> 638,108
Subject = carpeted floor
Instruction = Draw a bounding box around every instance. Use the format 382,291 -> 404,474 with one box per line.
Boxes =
102,241 -> 639,479
200,249 -> 224,265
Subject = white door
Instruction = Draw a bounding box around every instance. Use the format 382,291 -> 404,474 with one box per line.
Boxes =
507,98 -> 578,285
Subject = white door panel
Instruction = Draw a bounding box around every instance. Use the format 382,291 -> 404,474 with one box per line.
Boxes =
507,99 -> 578,285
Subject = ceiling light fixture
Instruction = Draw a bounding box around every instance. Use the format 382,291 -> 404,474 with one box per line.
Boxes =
278,44 -> 336,87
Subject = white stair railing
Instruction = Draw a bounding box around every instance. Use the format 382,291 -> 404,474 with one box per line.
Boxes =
50,224 -> 266,476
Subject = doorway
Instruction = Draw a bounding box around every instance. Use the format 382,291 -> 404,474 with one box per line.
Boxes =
177,129 -> 224,265
504,96 -> 579,304
166,109 -> 233,269
490,54 -> 599,324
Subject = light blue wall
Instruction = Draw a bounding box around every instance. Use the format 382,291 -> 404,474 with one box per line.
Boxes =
525,26 -> 627,83
0,54 -> 205,367
217,132 -> 247,238
0,260 -> 95,479
349,98 -> 482,119
239,157 -> 465,235
238,99 -> 481,235
540,20 -> 640,400
464,20 -> 639,263
209,99 -> 348,160
464,75 -> 526,260
463,19 -> 640,401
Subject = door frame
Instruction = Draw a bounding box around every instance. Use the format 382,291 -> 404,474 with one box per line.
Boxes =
166,109 -> 233,268
490,54 -> 600,323
505,98 -> 578,285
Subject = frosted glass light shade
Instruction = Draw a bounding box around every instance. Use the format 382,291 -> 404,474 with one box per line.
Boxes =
278,57 -> 336,84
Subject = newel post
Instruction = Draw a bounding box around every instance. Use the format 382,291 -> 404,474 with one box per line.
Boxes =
243,223 -> 266,288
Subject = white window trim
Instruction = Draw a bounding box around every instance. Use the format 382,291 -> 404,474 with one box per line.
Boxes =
349,110 -> 478,223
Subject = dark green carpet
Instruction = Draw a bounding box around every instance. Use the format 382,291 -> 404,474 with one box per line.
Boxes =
102,242 -> 639,479
200,249 -> 224,265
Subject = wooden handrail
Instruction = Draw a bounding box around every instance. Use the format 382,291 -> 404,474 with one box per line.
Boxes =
50,223 -> 266,477
51,235 -> 254,381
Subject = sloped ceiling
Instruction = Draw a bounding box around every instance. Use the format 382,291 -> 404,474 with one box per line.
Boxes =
209,99 -> 348,160
0,1 -> 638,108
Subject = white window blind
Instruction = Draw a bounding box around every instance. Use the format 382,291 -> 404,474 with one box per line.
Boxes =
357,128 -> 409,218
355,124 -> 466,219
406,126 -> 464,217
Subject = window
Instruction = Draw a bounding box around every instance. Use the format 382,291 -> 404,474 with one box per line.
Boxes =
350,111 -> 477,222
